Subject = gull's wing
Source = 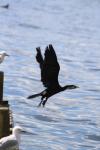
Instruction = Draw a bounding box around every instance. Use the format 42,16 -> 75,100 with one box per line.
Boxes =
0,140 -> 19,150
41,44 -> 60,88
0,135 -> 19,150
0,135 -> 15,144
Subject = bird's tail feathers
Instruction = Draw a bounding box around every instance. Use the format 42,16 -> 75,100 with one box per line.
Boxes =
27,93 -> 41,99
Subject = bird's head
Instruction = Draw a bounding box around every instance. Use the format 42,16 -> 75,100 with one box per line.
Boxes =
13,126 -> 23,134
12,126 -> 25,144
62,85 -> 79,91
0,51 -> 9,57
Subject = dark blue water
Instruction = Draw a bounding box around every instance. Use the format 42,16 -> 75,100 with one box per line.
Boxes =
0,0 -> 100,149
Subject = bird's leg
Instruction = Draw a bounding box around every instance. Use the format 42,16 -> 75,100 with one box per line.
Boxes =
38,97 -> 44,107
42,98 -> 48,107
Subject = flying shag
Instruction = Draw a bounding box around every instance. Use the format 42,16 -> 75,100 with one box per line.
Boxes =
27,44 -> 78,107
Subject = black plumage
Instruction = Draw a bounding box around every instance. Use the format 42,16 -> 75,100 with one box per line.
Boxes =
28,44 -> 78,107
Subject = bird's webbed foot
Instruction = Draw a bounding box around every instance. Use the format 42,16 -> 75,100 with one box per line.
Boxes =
38,101 -> 42,107
38,97 -> 44,107
38,97 -> 48,107
42,98 -> 48,107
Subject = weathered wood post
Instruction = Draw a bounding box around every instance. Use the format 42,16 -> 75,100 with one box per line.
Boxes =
0,71 -> 11,138
0,71 -> 4,101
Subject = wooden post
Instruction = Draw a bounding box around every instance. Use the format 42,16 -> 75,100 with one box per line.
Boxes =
0,71 -> 4,101
0,72 -> 11,138
0,106 -> 10,138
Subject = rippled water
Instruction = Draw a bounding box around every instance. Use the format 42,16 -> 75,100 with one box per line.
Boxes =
0,0 -> 100,149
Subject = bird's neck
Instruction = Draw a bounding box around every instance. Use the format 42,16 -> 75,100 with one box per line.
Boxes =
0,54 -> 5,61
13,131 -> 21,144
0,54 -> 5,58
61,85 -> 68,91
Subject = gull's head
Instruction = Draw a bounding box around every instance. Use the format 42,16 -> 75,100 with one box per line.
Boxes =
12,126 -> 24,144
12,126 -> 23,135
0,51 -> 9,57
13,126 -> 23,142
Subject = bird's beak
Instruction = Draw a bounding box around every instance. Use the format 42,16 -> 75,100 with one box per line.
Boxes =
5,54 -> 9,56
21,130 -> 27,134
20,127 -> 27,133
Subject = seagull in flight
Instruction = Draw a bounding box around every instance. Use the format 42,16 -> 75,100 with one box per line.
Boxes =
0,126 -> 23,150
28,44 -> 78,107
0,51 -> 9,64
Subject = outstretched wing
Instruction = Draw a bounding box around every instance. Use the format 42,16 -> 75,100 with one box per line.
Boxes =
41,44 -> 60,88
36,47 -> 44,69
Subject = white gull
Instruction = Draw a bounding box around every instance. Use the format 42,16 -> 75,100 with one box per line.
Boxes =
0,126 -> 23,150
0,51 -> 9,64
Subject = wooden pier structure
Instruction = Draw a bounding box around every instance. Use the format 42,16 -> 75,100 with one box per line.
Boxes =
0,71 -> 13,138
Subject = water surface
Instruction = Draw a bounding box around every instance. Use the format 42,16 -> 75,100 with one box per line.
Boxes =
0,0 -> 100,149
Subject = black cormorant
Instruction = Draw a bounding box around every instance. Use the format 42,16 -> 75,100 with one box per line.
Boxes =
27,44 -> 78,107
